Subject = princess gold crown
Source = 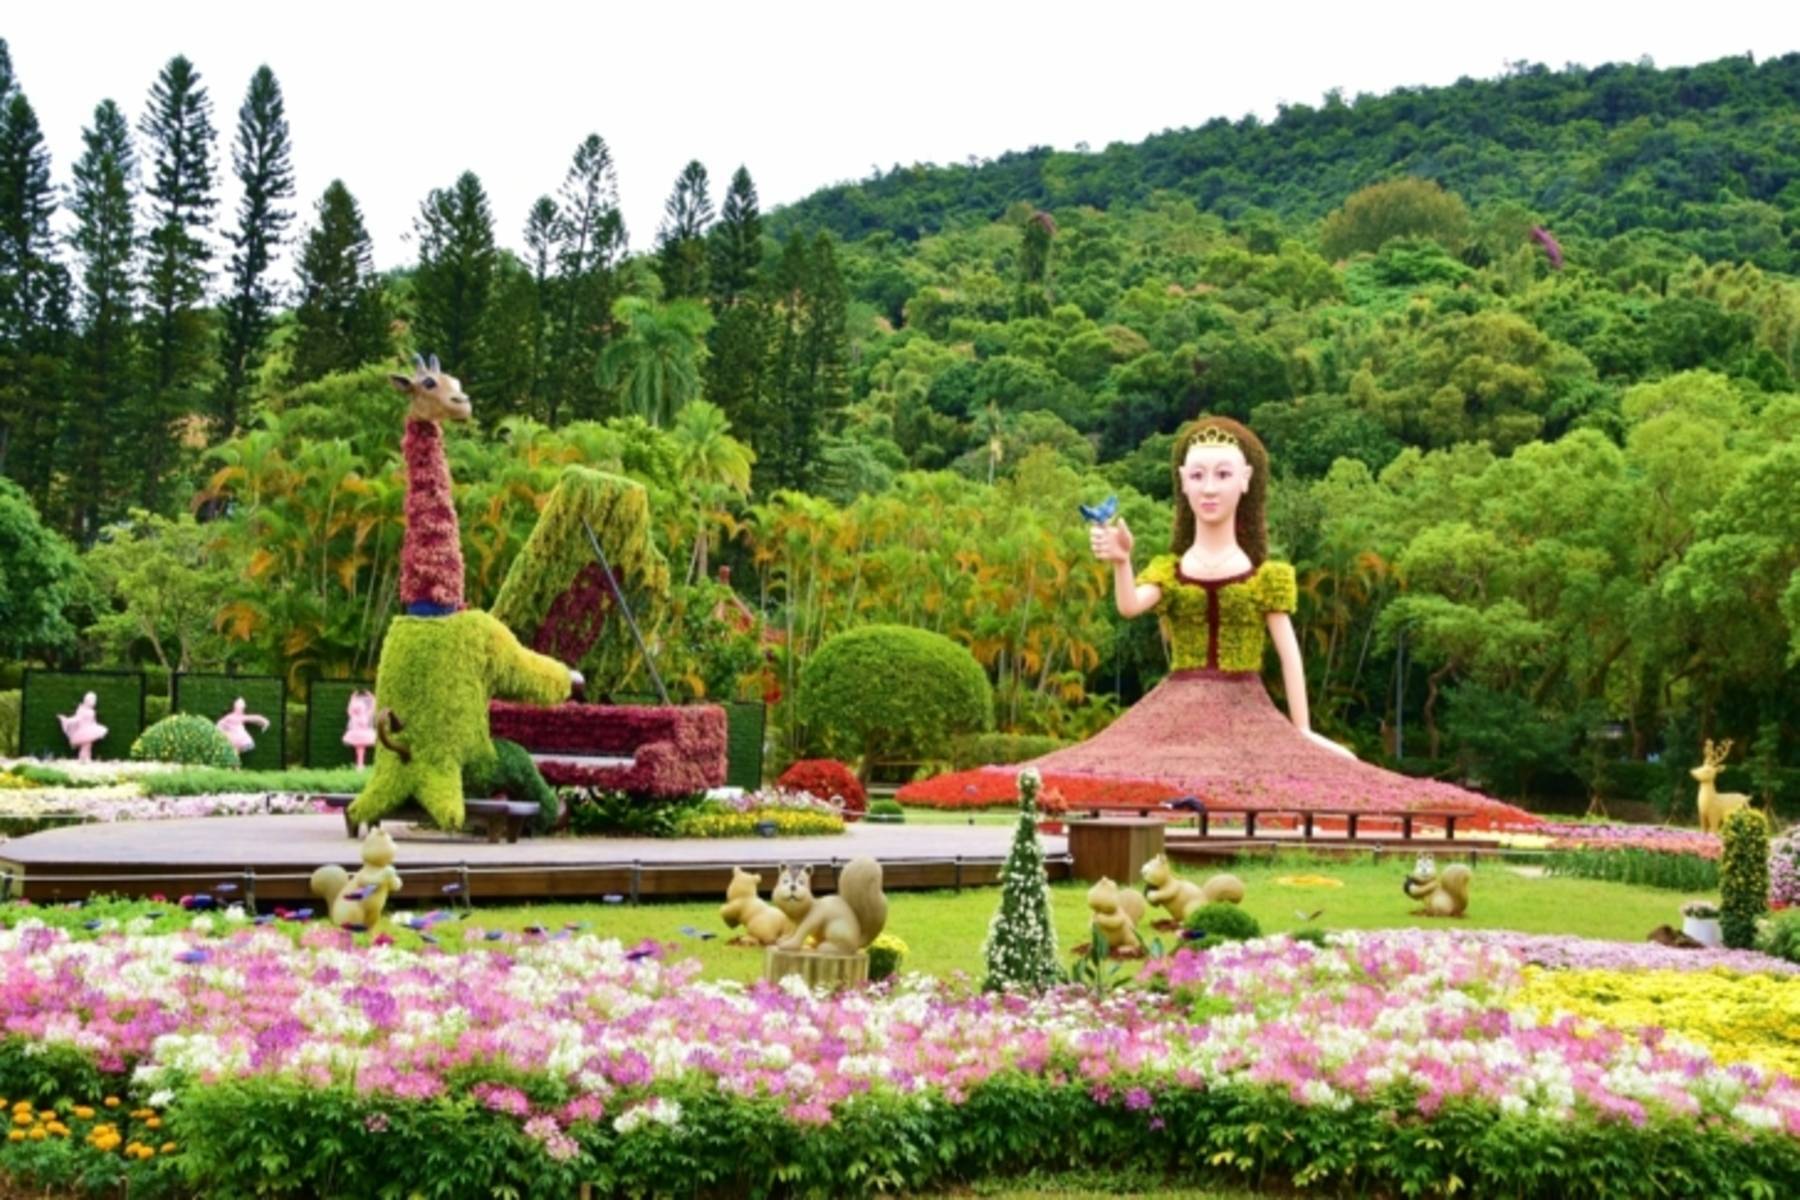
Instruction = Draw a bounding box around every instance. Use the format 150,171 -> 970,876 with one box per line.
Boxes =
1187,425 -> 1240,451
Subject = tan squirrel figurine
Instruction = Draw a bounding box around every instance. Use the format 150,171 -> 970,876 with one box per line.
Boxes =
310,828 -> 404,929
1086,875 -> 1148,953
1140,853 -> 1245,922
1402,855 -> 1471,918
776,858 -> 887,954
720,865 -> 810,945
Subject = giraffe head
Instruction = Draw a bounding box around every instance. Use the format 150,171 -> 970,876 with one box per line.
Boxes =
389,353 -> 472,423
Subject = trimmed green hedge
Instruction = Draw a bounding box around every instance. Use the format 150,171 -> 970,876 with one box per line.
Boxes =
172,673 -> 286,771
801,624 -> 993,767
17,669 -> 144,760
305,679 -> 376,768
0,689 -> 17,757
725,700 -> 765,789
952,731 -> 1068,769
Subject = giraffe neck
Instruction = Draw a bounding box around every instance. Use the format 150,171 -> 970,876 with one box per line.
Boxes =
399,418 -> 466,613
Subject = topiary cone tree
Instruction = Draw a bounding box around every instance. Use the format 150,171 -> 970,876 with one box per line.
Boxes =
799,623 -> 993,779
981,767 -> 1063,992
1719,807 -> 1770,950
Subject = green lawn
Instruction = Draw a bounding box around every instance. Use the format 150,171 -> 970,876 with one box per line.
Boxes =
411,852 -> 1694,981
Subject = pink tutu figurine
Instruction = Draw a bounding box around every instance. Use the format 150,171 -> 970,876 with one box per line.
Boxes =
342,690 -> 377,768
57,691 -> 108,762
215,697 -> 271,755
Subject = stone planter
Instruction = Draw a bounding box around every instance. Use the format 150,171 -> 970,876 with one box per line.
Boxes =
1682,915 -> 1722,948
764,947 -> 868,989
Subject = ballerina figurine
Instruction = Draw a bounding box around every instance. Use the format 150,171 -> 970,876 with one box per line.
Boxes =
342,690 -> 377,769
215,697 -> 271,755
57,691 -> 108,762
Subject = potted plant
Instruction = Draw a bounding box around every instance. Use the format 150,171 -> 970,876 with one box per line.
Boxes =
1680,899 -> 1722,947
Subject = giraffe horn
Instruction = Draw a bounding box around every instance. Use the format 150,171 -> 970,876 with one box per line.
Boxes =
411,353 -> 426,372
428,354 -> 441,373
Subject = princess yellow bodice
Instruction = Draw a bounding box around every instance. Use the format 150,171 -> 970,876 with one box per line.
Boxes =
1135,556 -> 1298,672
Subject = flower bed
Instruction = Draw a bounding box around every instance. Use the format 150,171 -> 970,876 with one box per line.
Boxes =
671,788 -> 846,838
0,923 -> 1794,1197
0,762 -> 340,833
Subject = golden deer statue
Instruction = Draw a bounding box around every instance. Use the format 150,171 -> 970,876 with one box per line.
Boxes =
1692,738 -> 1750,835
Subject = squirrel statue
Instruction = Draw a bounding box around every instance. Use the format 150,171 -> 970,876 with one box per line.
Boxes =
1402,855 -> 1471,918
776,858 -> 887,954
1140,853 -> 1244,922
721,865 -> 811,945
1087,875 -> 1149,953
311,828 -> 404,929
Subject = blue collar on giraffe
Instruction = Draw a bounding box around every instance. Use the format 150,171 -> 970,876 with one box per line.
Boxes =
405,601 -> 460,618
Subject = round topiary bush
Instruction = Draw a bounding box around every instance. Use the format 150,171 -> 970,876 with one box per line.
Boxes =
130,714 -> 240,768
867,798 -> 906,823
800,624 -> 993,770
1183,902 -> 1262,947
778,758 -> 867,819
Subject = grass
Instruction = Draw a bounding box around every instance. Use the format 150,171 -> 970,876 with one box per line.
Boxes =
392,852 -> 1695,982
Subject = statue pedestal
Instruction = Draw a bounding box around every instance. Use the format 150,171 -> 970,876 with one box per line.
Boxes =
764,947 -> 869,989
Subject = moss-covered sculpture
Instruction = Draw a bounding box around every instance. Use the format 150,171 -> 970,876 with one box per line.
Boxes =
348,602 -> 571,831
490,467 -> 671,694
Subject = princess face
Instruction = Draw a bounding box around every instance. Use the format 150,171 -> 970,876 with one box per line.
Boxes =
1180,442 -> 1252,529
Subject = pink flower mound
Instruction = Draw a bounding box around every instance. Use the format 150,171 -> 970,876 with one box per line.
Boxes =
4,924 -> 1797,1139
399,419 -> 465,611
904,671 -> 1534,828
1535,822 -> 1722,860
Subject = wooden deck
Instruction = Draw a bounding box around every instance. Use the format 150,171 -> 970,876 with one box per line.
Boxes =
0,815 -> 1071,905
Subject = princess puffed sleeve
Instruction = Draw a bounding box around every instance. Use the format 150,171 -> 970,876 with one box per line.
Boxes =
1135,554 -> 1176,611
1257,561 -> 1298,614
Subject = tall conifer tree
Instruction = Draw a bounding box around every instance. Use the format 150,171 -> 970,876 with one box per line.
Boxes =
655,159 -> 713,300
0,78 -> 69,497
708,166 -> 762,308
413,170 -> 496,385
289,180 -> 389,383
66,99 -> 138,540
522,196 -> 558,418
216,65 -> 294,435
137,55 -> 217,508
550,134 -> 624,423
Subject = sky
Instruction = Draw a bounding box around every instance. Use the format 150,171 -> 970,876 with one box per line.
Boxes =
4,1 -> 1793,278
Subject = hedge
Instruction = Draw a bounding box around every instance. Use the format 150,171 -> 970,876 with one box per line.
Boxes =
0,689 -> 17,757
800,624 -> 993,767
172,673 -> 286,771
17,669 -> 145,761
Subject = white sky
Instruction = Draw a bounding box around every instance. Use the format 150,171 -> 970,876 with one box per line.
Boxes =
5,1 -> 1792,280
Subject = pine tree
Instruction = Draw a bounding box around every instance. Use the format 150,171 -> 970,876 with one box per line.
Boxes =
289,180 -> 390,383
550,134 -> 625,424
655,159 -> 713,300
708,165 -> 762,308
522,196 -> 558,419
981,767 -> 1063,991
1015,208 -> 1055,318
754,232 -> 849,491
66,99 -> 139,540
413,170 -> 496,385
216,65 -> 293,436
137,54 -> 217,509
0,81 -> 69,500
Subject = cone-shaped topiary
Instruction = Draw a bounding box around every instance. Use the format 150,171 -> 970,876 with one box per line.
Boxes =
131,714 -> 240,768
980,767 -> 1062,992
1719,807 -> 1770,950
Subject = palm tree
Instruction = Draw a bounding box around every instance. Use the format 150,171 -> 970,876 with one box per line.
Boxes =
670,400 -> 755,584
597,296 -> 714,427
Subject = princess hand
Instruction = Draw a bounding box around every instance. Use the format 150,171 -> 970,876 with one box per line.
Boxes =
1305,729 -> 1357,760
1089,518 -> 1134,563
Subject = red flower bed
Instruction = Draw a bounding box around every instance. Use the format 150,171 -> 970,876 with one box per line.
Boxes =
489,702 -> 726,798
777,759 -> 867,819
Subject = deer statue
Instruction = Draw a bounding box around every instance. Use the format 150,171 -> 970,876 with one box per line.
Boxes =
389,353 -> 471,616
1692,738 -> 1751,835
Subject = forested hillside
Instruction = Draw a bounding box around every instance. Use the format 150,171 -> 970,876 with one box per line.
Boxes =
2,41 -> 1797,807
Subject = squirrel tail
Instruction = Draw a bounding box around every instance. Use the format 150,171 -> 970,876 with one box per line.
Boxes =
837,857 -> 888,945
311,863 -> 350,907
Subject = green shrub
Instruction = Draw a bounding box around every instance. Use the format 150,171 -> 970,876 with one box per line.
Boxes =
130,713 -> 240,768
868,798 -> 905,817
1288,927 -> 1331,947
1543,847 -> 1720,891
1719,808 -> 1769,950
0,689 -> 18,757
868,933 -> 909,981
801,624 -> 993,767
566,789 -> 706,837
144,693 -> 170,725
1183,902 -> 1262,946
1754,909 -> 1800,965
950,731 -> 1068,770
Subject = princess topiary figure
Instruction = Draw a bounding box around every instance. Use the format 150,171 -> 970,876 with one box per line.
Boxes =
904,416 -> 1533,826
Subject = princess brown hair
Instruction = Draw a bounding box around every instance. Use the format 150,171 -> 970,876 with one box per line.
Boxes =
1169,415 -> 1270,566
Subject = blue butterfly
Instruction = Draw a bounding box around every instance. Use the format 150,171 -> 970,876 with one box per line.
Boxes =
1079,495 -> 1118,525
